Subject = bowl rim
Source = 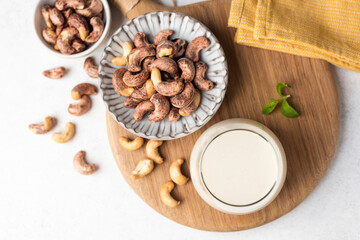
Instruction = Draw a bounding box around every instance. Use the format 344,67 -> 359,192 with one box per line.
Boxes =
33,0 -> 111,59
99,11 -> 228,140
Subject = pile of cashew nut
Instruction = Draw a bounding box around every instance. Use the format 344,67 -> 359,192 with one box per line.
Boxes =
40,0 -> 104,55
118,136 -> 189,207
30,56 -> 100,175
112,30 -> 214,122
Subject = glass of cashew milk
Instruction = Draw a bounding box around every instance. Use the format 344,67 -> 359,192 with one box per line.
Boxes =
190,118 -> 287,214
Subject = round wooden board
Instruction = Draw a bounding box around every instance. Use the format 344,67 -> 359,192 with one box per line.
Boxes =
106,0 -> 340,231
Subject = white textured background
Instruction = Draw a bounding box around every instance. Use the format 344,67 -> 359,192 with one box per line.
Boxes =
0,0 -> 359,239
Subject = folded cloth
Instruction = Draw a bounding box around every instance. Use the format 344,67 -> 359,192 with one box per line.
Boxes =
228,0 -> 360,72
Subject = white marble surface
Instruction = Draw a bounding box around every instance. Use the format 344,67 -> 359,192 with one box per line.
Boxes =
0,0 -> 359,239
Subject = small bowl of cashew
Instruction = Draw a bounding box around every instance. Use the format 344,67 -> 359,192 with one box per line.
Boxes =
34,0 -> 111,58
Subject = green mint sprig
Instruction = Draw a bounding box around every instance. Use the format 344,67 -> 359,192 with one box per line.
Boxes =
262,82 -> 299,118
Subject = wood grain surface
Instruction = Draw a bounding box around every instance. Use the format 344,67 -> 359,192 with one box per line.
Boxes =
106,0 -> 340,231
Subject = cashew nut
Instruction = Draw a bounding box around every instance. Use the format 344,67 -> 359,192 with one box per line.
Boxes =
112,68 -> 134,97
54,0 -> 85,11
133,32 -> 154,48
56,25 -> 64,36
133,100 -> 155,121
56,27 -> 78,54
52,122 -> 75,143
168,107 -> 180,122
76,0 -> 103,18
177,58 -> 195,82
84,57 -> 98,78
43,67 -> 66,79
146,139 -> 163,164
131,158 -> 154,180
148,94 -> 170,122
170,159 -> 189,185
151,68 -> 184,97
179,89 -> 201,116
72,38 -> 86,52
142,56 -> 155,72
127,47 -> 155,72
71,83 -> 97,100
123,97 -> 140,108
130,79 -> 156,101
193,61 -> 214,91
62,8 -> 74,19
170,82 -> 195,108
156,40 -> 176,58
41,5 -> 55,30
68,95 -> 91,116
67,13 -> 89,41
73,151 -> 97,175
150,58 -> 178,77
85,17 -> 104,43
185,36 -> 210,62
160,180 -> 180,207
123,70 -> 149,87
29,116 -> 56,134
42,28 -> 57,44
111,42 -> 134,66
153,29 -> 173,45
118,136 -> 144,151
49,8 -> 65,26
173,38 -> 187,58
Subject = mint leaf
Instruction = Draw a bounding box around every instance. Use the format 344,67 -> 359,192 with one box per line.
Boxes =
281,99 -> 299,118
276,82 -> 290,97
262,98 -> 279,115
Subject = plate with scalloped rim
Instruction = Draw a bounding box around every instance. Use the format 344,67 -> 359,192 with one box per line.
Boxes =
99,11 -> 228,140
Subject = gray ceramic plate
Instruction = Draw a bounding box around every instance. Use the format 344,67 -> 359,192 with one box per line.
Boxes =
99,11 -> 228,140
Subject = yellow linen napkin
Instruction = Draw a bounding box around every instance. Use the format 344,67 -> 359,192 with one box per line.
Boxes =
228,0 -> 360,72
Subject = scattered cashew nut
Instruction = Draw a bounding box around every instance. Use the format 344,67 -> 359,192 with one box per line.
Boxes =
29,116 -> 56,134
185,36 -> 210,62
112,41 -> 134,66
146,139 -> 163,164
68,95 -> 91,116
133,100 -> 155,121
43,67 -> 66,79
160,180 -> 180,207
118,136 -> 144,151
131,158 -> 154,180
194,61 -> 214,91
73,151 -> 97,175
170,159 -> 189,185
84,57 -> 98,78
52,122 -> 75,143
71,83 -> 97,100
